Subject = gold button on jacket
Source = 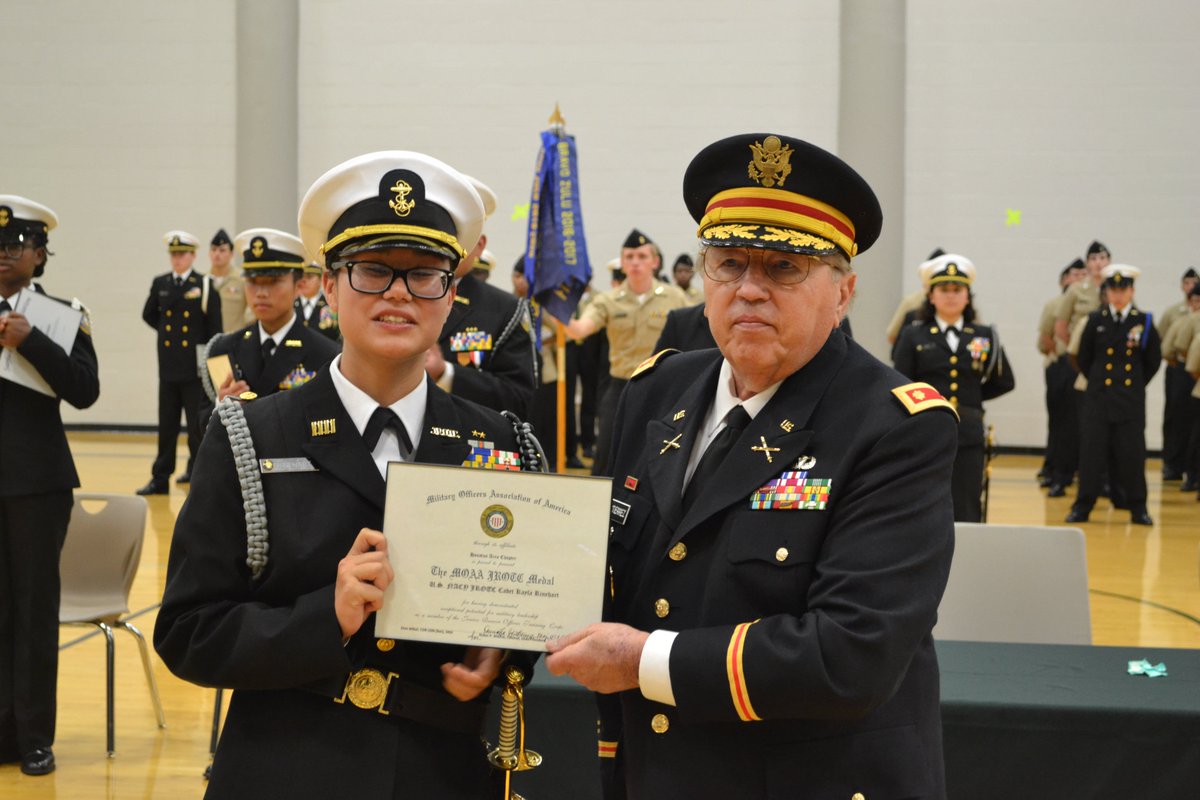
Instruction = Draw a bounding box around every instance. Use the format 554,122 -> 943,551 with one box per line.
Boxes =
650,713 -> 669,733
654,598 -> 670,618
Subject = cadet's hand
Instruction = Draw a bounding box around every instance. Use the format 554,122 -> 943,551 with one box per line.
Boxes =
424,344 -> 447,381
441,647 -> 505,701
217,376 -> 250,402
0,312 -> 32,349
334,529 -> 393,640
545,623 -> 648,694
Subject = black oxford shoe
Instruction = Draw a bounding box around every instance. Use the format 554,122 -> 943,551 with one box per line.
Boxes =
1046,483 -> 1067,497
20,747 -> 54,776
1064,508 -> 1089,523
136,479 -> 169,495
1130,510 -> 1154,526
175,471 -> 191,484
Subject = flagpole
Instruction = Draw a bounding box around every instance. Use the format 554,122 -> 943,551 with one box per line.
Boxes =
550,103 -> 568,474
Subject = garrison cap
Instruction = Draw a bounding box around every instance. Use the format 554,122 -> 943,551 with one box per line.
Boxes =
683,133 -> 881,258
1189,282 -> 1200,298
919,254 -> 975,289
235,228 -> 307,275
211,228 -> 233,248
927,247 -> 946,260
1060,257 -> 1085,280
164,230 -> 199,253
622,229 -> 653,250
1182,267 -> 1198,280
1087,240 -> 1110,258
1101,263 -> 1139,288
298,151 -> 484,268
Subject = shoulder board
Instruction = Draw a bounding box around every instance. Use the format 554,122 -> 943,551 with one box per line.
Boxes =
891,382 -> 959,420
70,297 -> 94,336
631,348 -> 680,380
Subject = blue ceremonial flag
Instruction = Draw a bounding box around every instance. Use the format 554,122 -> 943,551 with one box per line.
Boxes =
523,128 -> 592,340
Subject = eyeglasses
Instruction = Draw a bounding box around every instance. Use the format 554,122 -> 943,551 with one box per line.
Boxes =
701,247 -> 825,286
1,241 -> 32,259
329,261 -> 454,299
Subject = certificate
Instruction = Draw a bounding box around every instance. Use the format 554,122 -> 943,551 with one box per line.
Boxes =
375,462 -> 612,651
0,290 -> 82,397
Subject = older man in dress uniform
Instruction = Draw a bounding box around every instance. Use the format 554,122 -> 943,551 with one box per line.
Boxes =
1066,265 -> 1161,525
0,196 -> 100,776
137,231 -> 222,493
547,134 -> 957,800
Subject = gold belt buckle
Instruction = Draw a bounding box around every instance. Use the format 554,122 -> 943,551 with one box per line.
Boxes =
334,668 -> 399,715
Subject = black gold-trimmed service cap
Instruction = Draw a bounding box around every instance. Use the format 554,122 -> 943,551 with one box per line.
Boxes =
919,254 -> 976,289
298,151 -> 485,268
234,228 -> 307,276
164,230 -> 199,253
683,133 -> 882,258
1101,264 -> 1140,288
0,195 -> 57,243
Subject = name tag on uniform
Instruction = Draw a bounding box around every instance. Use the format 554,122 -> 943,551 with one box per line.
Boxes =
611,499 -> 632,525
259,457 -> 318,473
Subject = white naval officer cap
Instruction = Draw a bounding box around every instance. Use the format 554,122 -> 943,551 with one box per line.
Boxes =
919,253 -> 976,289
0,195 -> 58,236
234,228 -> 308,274
464,175 -> 498,219
164,230 -> 200,253
475,248 -> 496,272
1101,263 -> 1141,288
298,151 -> 484,268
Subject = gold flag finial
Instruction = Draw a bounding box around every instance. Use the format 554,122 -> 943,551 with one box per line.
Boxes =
548,103 -> 566,131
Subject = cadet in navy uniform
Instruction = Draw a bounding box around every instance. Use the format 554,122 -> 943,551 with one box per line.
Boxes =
295,260 -> 340,342
547,134 -> 957,800
202,228 -> 339,403
0,196 -> 100,776
893,254 -> 1014,522
137,231 -> 223,493
155,151 -> 541,799
1067,265 -> 1162,525
428,176 -> 537,418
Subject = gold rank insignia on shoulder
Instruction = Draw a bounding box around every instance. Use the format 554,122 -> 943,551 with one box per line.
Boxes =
311,418 -> 336,436
429,426 -> 459,438
243,330 -> 253,339
284,339 -> 302,348
748,135 -> 793,188
891,382 -> 959,420
631,348 -> 679,380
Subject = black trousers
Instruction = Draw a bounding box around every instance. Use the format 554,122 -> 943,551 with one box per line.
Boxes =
529,382 -> 559,472
1074,404 -> 1148,512
591,377 -> 627,478
153,378 -> 207,479
1162,364 -> 1194,474
577,333 -> 608,451
564,341 -> 581,458
0,491 -> 72,758
1045,357 -> 1079,484
1187,396 -> 1200,483
952,443 -> 985,523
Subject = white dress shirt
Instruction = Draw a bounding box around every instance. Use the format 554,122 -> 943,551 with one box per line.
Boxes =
328,354 -> 427,479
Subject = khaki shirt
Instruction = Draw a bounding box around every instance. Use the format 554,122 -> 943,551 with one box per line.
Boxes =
1054,279 -> 1100,330
582,280 -> 689,379
212,270 -> 251,333
1185,331 -> 1200,396
885,289 -> 927,342
1038,295 -> 1065,363
1163,311 -> 1200,363
1159,301 -> 1188,336
1068,314 -> 1090,390
683,283 -> 704,305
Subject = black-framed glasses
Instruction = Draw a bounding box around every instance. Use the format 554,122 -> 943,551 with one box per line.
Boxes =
701,247 -> 824,286
329,260 -> 454,299
1,241 -> 32,259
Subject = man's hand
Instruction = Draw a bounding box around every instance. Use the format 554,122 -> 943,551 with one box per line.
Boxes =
441,647 -> 505,701
545,623 -> 648,694
333,529 -> 393,640
217,375 -> 250,402
424,344 -> 447,381
0,312 -> 32,349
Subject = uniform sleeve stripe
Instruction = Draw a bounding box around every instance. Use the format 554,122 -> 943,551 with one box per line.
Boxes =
725,621 -> 762,722
598,741 -> 618,758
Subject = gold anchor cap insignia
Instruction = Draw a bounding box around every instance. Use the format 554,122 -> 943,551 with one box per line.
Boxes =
748,135 -> 793,188
389,179 -> 415,217
0,207 -> 9,226
250,237 -> 266,258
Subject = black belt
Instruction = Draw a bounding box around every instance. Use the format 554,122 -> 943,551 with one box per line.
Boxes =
328,668 -> 488,734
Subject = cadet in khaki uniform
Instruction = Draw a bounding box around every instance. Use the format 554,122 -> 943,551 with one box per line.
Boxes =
885,247 -> 944,346
208,229 -> 251,333
1039,259 -> 1086,494
1066,265 -> 1161,525
1184,321 -> 1200,496
1165,283 -> 1200,489
564,230 -> 689,476
1158,267 -> 1199,480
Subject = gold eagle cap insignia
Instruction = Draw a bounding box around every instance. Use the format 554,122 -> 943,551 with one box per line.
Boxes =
389,179 -> 415,217
748,136 -> 793,188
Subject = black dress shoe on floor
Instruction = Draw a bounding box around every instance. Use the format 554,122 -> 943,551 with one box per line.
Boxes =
1162,469 -> 1183,481
136,479 -> 169,495
565,456 -> 585,469
1182,479 -> 1197,492
1065,508 -> 1090,523
175,471 -> 191,484
1046,483 -> 1067,497
20,747 -> 54,776
1130,509 -> 1154,526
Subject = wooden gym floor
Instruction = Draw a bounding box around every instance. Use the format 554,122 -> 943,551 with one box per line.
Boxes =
3,432 -> 1198,798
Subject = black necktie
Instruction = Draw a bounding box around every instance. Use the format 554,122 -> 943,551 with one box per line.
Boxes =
261,338 -> 277,362
0,299 -> 10,314
174,275 -> 183,288
683,405 -> 751,508
362,407 -> 414,460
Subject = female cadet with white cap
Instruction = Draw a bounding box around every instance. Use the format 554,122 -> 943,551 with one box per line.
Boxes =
154,152 -> 542,798
893,254 -> 1014,521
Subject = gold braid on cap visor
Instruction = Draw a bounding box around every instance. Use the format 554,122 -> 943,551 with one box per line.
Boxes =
698,187 -> 858,257
320,224 -> 468,260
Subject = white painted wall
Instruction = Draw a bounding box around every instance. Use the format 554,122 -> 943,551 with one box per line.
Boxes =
2,1 -> 237,426
904,0 -> 1200,448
